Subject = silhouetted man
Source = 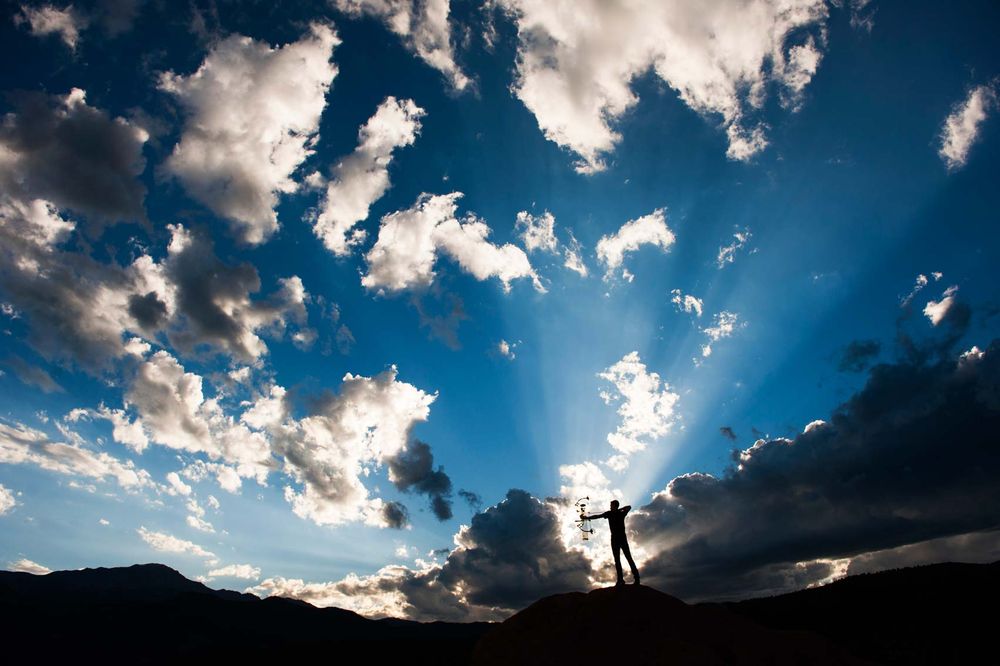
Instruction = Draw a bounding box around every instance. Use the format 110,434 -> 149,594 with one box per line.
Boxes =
586,500 -> 640,586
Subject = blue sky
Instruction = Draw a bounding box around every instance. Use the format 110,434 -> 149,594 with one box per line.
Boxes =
1,0 -> 999,619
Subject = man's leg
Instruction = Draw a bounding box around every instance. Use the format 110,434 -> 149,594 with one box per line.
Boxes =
612,540 -> 624,584
620,539 -> 640,584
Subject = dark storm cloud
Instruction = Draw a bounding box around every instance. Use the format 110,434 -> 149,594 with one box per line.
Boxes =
282,489 -> 592,620
0,88 -> 147,226
631,339 -> 1000,601
128,291 -> 168,330
163,226 -> 308,361
458,489 -> 482,511
0,224 -> 134,370
845,529 -> 1000,577
386,440 -> 453,521
382,501 -> 410,529
432,489 -> 591,611
837,339 -> 880,372
719,426 -> 736,441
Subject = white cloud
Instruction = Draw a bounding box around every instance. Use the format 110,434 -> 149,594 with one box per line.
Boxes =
249,560 -> 446,618
670,289 -> 703,317
99,518 -> 110,526
939,83 -> 997,171
332,0 -> 469,91
596,209 -> 674,280
716,228 -> 752,268
7,558 -> 51,575
496,0 -> 828,172
0,483 -> 16,514
362,193 -> 543,294
498,339 -> 515,360
700,311 -> 741,358
206,563 -> 260,580
515,211 -> 558,254
598,352 -> 680,458
186,514 -> 214,533
563,231 -> 589,277
0,419 -> 154,490
434,216 -> 545,292
111,349 -> 273,483
137,526 -> 216,561
182,461 -> 244,494
186,498 -> 215,533
312,97 -> 425,256
924,285 -> 959,326
160,23 -> 340,244
14,4 -> 87,49
165,471 -> 192,496
269,366 -> 437,527
901,273 -> 931,307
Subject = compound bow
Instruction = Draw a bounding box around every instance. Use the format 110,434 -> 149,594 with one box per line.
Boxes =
575,496 -> 595,541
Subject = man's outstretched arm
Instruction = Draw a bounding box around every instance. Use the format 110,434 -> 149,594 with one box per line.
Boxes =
584,511 -> 609,520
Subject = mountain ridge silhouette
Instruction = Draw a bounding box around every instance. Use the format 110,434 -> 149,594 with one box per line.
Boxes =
2,560 -> 995,664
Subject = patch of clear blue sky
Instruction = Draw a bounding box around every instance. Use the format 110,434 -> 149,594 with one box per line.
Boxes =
1,0 -> 999,582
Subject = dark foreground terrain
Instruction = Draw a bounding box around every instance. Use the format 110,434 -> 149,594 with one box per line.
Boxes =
1,561 -> 995,664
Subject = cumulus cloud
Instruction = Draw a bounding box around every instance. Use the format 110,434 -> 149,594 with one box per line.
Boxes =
253,489 -> 590,620
185,497 -> 213,532
495,0 -> 828,172
312,97 -> 425,256
700,311 -> 741,359
0,418 -> 154,490
598,352 -> 680,460
924,285 -> 959,326
2,355 -> 63,393
165,471 -> 192,496
938,82 -> 996,171
596,209 -> 674,280
103,348 -> 274,487
515,211 -> 558,254
14,4 -> 87,49
670,289 -> 703,318
160,23 -> 339,244
0,207 -> 134,369
7,558 -> 51,574
0,87 -> 148,224
158,225 -> 310,361
497,339 -> 515,360
716,228 -> 752,268
137,526 -> 216,561
0,483 -> 17,514
259,366 -> 438,527
0,200 -> 306,373
630,339 -> 1000,601
386,440 -> 453,521
205,563 -> 261,580
381,501 -> 410,528
362,193 -> 543,294
332,0 -> 469,91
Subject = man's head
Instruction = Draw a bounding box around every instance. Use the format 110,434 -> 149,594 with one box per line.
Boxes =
610,500 -> 619,510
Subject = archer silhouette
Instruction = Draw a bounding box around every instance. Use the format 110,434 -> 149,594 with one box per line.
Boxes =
585,500 -> 640,586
